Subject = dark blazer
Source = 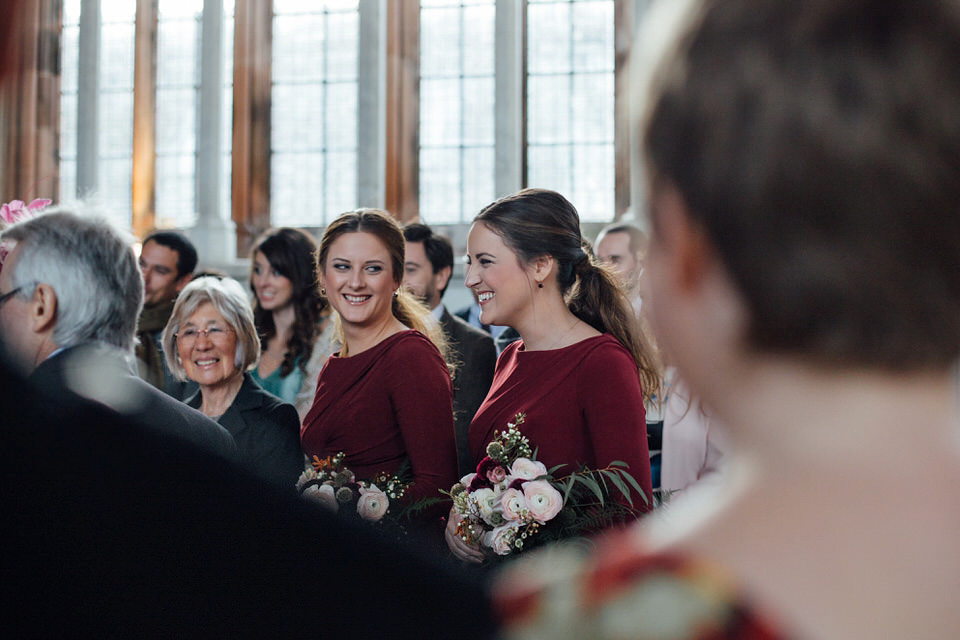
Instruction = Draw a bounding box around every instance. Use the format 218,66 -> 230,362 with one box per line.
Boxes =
187,372 -> 303,490
441,307 -> 497,476
29,343 -> 237,461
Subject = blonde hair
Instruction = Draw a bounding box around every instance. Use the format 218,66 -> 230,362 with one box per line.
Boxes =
317,208 -> 453,369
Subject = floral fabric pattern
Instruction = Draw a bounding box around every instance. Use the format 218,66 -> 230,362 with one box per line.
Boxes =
494,529 -> 786,640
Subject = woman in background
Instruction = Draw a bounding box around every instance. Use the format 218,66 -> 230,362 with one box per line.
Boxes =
163,276 -> 303,489
446,188 -> 660,563
300,209 -> 458,538
250,227 -> 335,419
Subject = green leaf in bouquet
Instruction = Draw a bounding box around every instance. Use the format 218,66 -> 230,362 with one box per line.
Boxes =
607,460 -> 628,468
618,467 -> 650,506
577,473 -> 605,506
547,463 -> 566,476
597,469 -> 610,494
561,474 -> 577,504
606,469 -> 634,508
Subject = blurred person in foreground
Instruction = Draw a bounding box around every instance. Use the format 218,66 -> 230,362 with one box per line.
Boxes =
495,0 -> 960,637
164,276 -> 304,489
0,208 -> 235,460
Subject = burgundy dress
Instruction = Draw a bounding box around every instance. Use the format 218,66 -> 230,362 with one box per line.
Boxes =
301,330 -> 458,513
469,334 -> 652,512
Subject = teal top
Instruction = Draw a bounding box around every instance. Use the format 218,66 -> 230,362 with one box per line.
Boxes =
250,358 -> 304,405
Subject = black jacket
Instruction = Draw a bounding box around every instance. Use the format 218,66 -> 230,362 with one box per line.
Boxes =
187,372 -> 303,490
30,342 -> 237,461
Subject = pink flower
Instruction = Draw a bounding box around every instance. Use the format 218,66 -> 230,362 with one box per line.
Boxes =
302,483 -> 339,513
357,484 -> 389,522
510,457 -> 547,481
486,465 -> 507,485
0,198 -> 51,225
482,523 -> 521,556
498,488 -> 527,521
523,480 -> 563,523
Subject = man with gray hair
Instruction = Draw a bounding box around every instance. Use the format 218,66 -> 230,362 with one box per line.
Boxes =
0,209 -> 236,459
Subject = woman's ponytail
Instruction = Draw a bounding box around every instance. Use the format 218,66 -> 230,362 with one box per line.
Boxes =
568,256 -> 661,405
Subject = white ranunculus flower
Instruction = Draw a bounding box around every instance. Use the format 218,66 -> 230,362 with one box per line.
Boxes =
499,488 -> 527,521
523,480 -> 563,523
303,482 -> 338,513
357,484 -> 389,522
482,523 -> 522,556
473,487 -> 503,526
510,457 -> 548,481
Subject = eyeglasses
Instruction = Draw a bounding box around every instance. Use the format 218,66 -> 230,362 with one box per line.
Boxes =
0,286 -> 22,308
175,325 -> 234,346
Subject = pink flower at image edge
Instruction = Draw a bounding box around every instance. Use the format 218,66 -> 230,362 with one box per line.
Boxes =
0,198 -> 51,225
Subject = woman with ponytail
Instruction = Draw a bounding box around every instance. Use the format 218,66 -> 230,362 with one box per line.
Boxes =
445,188 -> 659,563
301,208 -> 457,539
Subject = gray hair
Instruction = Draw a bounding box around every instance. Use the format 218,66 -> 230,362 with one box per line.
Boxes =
1,208 -> 143,353
162,276 -> 261,381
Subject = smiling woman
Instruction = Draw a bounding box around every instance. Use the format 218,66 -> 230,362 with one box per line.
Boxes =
162,276 -> 303,489
248,227 -> 334,418
300,208 -> 458,545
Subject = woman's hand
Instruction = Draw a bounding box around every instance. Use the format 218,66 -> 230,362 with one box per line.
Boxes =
444,507 -> 485,564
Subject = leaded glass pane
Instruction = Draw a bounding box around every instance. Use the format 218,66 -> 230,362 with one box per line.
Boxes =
419,0 -> 494,224
272,1 -> 359,226
526,0 -> 614,223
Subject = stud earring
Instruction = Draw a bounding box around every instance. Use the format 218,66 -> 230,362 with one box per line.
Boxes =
393,288 -> 401,297
537,281 -> 543,289
320,288 -> 326,296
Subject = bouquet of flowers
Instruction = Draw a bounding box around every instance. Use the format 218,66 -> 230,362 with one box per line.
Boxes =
296,452 -> 411,524
449,413 -> 647,557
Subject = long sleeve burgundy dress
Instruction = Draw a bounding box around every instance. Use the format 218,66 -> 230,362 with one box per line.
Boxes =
301,330 -> 458,527
468,334 -> 653,513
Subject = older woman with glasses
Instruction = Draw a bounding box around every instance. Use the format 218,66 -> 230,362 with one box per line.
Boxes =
162,276 -> 303,489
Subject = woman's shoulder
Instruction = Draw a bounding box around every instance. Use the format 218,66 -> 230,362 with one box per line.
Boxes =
241,374 -> 299,423
554,334 -> 636,372
381,329 -> 443,359
495,528 -> 785,640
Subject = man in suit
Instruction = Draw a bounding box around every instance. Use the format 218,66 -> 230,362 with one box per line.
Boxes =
0,207 -> 236,460
403,223 -> 497,476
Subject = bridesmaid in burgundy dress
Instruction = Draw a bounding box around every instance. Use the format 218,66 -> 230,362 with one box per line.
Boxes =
301,209 -> 458,539
445,188 -> 661,563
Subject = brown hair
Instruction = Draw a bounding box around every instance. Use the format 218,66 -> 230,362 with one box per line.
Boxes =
317,209 -> 451,365
250,227 -> 323,377
475,188 -> 660,403
643,0 -> 960,371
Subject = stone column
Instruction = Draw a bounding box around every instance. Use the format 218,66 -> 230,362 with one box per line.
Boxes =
494,0 -> 522,198
358,0 -> 386,209
76,0 -> 100,198
188,0 -> 236,263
